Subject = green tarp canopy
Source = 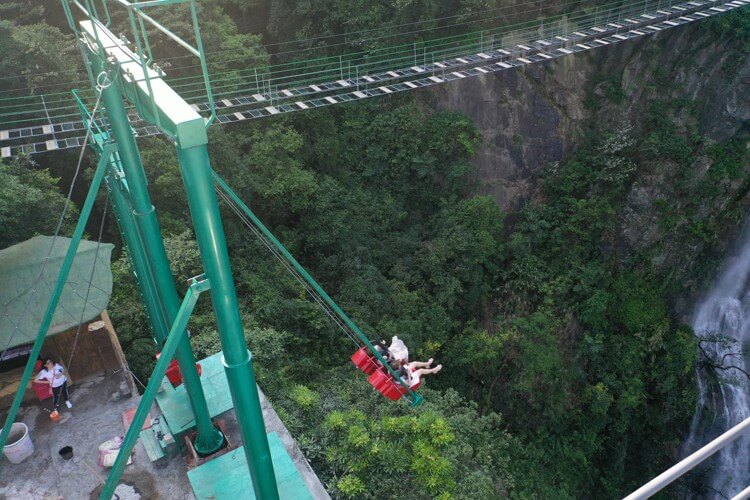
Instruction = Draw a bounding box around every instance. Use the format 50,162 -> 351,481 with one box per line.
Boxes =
0,235 -> 114,351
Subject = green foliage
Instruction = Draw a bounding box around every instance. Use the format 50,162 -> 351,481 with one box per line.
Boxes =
707,8 -> 750,51
274,374 -> 515,499
3,4 -> 736,498
266,0 -> 493,57
0,19 -> 79,94
0,156 -> 78,249
494,121 -> 705,496
706,139 -> 748,181
290,385 -> 320,409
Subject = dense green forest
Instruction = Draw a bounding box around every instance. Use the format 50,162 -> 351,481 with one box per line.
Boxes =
2,0 -> 750,498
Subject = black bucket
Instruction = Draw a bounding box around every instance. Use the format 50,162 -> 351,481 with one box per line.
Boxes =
59,446 -> 73,460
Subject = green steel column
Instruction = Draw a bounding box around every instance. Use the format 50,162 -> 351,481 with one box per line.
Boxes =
105,166 -> 170,343
93,58 -> 223,454
176,144 -> 279,500
100,277 -> 210,500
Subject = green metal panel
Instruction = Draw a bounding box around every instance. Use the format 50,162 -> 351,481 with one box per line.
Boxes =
155,352 -> 236,434
188,433 -> 313,500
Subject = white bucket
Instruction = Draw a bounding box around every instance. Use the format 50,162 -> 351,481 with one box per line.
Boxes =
2,423 -> 34,464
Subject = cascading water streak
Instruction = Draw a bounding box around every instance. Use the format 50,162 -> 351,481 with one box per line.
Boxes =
685,227 -> 750,497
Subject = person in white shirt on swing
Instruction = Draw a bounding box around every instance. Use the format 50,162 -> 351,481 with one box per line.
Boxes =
36,359 -> 72,410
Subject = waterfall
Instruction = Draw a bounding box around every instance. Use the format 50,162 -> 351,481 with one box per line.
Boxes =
684,226 -> 750,497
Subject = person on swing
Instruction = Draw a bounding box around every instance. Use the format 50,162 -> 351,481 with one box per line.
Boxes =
388,336 -> 442,387
36,359 -> 72,410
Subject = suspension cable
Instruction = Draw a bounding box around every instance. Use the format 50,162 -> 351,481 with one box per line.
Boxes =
214,187 -> 362,347
67,188 -> 110,371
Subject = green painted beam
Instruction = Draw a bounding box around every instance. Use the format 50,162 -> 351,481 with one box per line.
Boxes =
79,19 -> 207,147
178,144 -> 279,500
88,50 -> 223,456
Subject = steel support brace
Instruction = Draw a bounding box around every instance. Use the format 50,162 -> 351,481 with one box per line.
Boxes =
91,54 -> 223,455
177,144 -> 279,500
99,276 -> 211,499
0,146 -> 114,457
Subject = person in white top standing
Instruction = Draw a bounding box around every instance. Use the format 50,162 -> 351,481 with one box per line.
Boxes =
36,359 -> 72,410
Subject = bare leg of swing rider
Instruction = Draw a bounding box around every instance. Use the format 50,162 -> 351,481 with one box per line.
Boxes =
411,365 -> 443,379
409,359 -> 434,369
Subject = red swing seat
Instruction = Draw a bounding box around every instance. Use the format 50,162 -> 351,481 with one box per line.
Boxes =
351,347 -> 422,401
350,346 -> 379,375
367,366 -> 422,401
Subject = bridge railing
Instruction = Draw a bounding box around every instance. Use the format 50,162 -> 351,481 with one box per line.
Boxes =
0,0 -> 705,131
624,417 -> 750,499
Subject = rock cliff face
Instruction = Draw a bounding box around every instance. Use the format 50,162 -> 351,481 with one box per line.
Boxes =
423,21 -> 750,212
422,19 -> 750,314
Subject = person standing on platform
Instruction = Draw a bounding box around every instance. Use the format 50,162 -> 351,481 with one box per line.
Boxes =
36,359 -> 72,410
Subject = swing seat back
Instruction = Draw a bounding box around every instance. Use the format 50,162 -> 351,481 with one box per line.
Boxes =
368,369 -> 403,401
351,347 -> 379,375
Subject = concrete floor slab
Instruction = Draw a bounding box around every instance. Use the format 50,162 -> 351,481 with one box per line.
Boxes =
1,353 -> 329,500
188,433 -> 312,500
0,372 -> 194,499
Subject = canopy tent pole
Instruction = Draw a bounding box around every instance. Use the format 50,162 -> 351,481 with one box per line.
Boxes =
0,145 -> 115,456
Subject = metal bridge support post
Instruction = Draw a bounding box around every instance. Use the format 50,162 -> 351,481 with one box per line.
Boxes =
176,144 -> 279,500
92,58 -> 223,455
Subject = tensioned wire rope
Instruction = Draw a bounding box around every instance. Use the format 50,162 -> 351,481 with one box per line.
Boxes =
0,0 -> 673,130
213,179 -> 422,404
214,186 -> 361,348
66,188 -> 110,372
0,0 -> 629,109
0,0 -> 680,125
0,73 -> 111,367
0,0 -> 563,95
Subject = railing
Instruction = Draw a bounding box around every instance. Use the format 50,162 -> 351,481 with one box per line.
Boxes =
624,417 -> 750,500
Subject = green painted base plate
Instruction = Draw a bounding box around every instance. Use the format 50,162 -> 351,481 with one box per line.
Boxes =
187,432 -> 313,500
155,352 -> 234,435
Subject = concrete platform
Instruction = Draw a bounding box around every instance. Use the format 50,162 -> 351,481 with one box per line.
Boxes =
0,372 -> 194,499
0,353 -> 328,499
155,353 -> 328,500
188,433 -> 312,500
